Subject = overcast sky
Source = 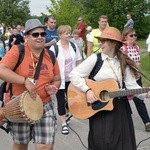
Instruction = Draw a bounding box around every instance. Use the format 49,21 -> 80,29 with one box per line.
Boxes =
29,0 -> 51,16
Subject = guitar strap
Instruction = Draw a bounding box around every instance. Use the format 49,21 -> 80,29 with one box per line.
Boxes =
89,53 -> 104,80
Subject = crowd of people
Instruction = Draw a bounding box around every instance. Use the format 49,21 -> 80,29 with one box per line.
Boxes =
0,13 -> 150,150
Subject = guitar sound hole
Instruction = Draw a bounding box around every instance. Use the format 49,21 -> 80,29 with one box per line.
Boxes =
99,90 -> 110,102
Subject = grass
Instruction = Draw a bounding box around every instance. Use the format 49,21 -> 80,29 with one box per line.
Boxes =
137,39 -> 147,50
141,53 -> 150,87
136,40 -> 150,87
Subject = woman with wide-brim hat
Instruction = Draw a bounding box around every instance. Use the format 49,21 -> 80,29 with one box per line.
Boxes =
69,27 -> 150,150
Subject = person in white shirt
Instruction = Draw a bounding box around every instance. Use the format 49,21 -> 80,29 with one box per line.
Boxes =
69,27 -> 150,150
146,33 -> 150,56
50,25 -> 82,135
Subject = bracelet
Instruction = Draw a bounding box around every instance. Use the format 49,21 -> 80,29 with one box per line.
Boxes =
85,88 -> 91,93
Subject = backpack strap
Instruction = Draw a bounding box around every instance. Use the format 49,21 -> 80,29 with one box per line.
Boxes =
46,49 -> 56,65
89,53 -> 103,80
54,44 -> 59,57
54,42 -> 76,57
9,44 -> 25,97
70,41 -> 76,52
14,44 -> 25,70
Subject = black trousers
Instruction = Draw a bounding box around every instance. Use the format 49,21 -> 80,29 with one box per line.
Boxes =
56,81 -> 70,115
133,77 -> 150,124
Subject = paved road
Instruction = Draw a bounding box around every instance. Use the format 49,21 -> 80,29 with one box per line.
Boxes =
0,99 -> 150,150
0,79 -> 150,149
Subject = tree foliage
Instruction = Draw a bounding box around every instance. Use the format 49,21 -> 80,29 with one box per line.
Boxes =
48,0 -> 150,38
0,0 -> 30,26
80,0 -> 150,38
47,0 -> 83,28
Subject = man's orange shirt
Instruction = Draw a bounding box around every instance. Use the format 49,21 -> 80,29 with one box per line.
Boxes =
0,44 -> 60,104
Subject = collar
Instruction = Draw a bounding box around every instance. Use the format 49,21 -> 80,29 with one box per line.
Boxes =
101,52 -> 118,61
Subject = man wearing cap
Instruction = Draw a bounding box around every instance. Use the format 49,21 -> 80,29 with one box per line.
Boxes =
87,15 -> 108,57
0,19 -> 61,150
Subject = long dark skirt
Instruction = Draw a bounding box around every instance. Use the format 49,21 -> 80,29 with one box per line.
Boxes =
88,97 -> 136,150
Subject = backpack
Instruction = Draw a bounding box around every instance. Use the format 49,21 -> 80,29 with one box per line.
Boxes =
0,44 -> 56,105
89,53 -> 103,80
53,41 -> 76,57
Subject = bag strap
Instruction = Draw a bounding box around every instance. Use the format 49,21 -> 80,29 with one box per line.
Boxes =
9,44 -> 25,97
14,44 -> 25,70
46,49 -> 56,65
54,42 -> 76,57
54,44 -> 59,57
89,53 -> 103,80
70,41 -> 76,52
33,50 -> 45,80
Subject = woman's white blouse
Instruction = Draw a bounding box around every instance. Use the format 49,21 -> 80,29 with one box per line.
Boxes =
50,40 -> 82,89
69,53 -> 143,97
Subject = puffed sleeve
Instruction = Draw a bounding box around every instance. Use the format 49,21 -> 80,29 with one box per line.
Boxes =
69,54 -> 97,92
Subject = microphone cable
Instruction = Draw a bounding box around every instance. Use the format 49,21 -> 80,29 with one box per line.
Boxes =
67,124 -> 92,150
136,136 -> 150,148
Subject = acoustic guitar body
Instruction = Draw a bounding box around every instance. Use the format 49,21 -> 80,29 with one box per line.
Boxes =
68,79 -> 119,120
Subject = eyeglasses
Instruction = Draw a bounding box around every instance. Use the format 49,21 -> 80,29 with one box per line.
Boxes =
129,34 -> 137,38
30,32 -> 46,38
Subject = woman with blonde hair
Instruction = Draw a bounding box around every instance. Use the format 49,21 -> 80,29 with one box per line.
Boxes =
50,25 -> 82,134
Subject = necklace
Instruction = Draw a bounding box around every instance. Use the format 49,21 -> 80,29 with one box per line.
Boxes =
107,58 -> 122,88
30,51 -> 38,77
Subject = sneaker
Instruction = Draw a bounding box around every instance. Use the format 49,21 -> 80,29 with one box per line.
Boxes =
145,122 -> 150,132
61,125 -> 69,134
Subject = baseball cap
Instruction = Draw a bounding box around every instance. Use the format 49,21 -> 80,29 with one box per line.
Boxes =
25,19 -> 44,34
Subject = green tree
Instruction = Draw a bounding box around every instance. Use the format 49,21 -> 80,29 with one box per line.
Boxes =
80,0 -> 150,38
0,0 -> 30,26
47,0 -> 83,28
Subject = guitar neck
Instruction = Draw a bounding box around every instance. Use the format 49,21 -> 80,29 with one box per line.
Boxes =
109,88 -> 149,98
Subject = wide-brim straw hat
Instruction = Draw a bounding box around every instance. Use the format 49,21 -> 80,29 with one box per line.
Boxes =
95,27 -> 122,42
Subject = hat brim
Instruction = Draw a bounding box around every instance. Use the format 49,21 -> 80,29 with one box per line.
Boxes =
94,36 -> 122,43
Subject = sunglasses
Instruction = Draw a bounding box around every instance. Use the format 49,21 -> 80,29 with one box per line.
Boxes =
30,32 -> 46,38
129,34 -> 137,38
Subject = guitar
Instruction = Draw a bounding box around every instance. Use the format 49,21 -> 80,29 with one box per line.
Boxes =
67,78 -> 149,120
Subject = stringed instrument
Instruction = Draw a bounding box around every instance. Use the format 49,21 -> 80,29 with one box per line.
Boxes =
68,78 -> 149,120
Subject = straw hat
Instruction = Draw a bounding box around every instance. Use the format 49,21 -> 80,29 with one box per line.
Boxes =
95,27 -> 122,42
